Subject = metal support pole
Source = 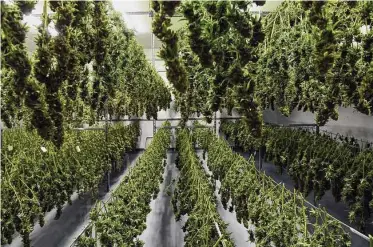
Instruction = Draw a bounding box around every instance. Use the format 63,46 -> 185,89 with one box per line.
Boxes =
214,112 -> 217,135
0,125 -> 3,156
151,12 -> 157,137
259,146 -> 263,170
105,100 -> 110,192
106,173 -> 110,193
316,125 -> 320,135
123,153 -> 127,168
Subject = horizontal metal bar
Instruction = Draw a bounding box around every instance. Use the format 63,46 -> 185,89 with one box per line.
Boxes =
156,125 -> 213,130
223,119 -> 313,128
96,119 -> 149,122
125,11 -> 153,16
155,117 -> 239,121
72,127 -> 105,131
96,117 -> 240,122
147,59 -> 163,62
287,123 -> 318,127
220,117 -> 243,121
29,10 -> 272,19
126,10 -> 272,17
126,11 -> 183,17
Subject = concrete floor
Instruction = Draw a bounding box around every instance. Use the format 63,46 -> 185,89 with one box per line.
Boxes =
139,151 -> 185,247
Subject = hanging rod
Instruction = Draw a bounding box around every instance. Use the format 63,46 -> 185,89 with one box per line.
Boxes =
72,127 -> 105,131
127,10 -> 272,17
155,125 -> 213,130
96,117 -> 238,122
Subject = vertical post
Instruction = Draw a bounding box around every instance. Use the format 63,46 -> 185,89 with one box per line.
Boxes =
123,153 -> 127,169
150,11 -> 157,137
259,146 -> 263,170
0,123 -> 3,190
360,139 -> 364,151
316,125 -> 320,135
105,100 -> 110,192
0,123 -> 3,155
214,112 -> 217,135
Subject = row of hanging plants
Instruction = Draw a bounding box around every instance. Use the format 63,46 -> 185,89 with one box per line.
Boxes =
219,119 -> 373,232
76,122 -> 171,246
1,0 -> 171,148
1,0 -> 50,134
151,0 -> 373,135
107,34 -> 171,121
156,0 -> 265,134
1,122 -> 140,246
173,129 -> 234,247
256,1 -> 373,125
152,1 -> 188,94
171,29 -> 213,124
193,125 -> 351,247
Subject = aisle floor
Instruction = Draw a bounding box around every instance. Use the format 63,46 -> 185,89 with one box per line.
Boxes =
139,151 -> 185,247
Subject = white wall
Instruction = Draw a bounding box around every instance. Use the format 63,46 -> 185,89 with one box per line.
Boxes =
264,107 -> 373,143
113,104 -> 373,149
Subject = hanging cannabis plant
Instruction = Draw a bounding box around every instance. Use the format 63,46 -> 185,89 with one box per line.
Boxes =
179,0 -> 265,136
90,0 -> 110,113
107,26 -> 170,120
31,1 -> 63,147
1,0 -> 55,143
174,28 -> 212,124
1,1 -> 33,125
256,1 -> 370,123
181,1 -> 213,68
355,2 -> 373,115
152,0 -> 188,93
